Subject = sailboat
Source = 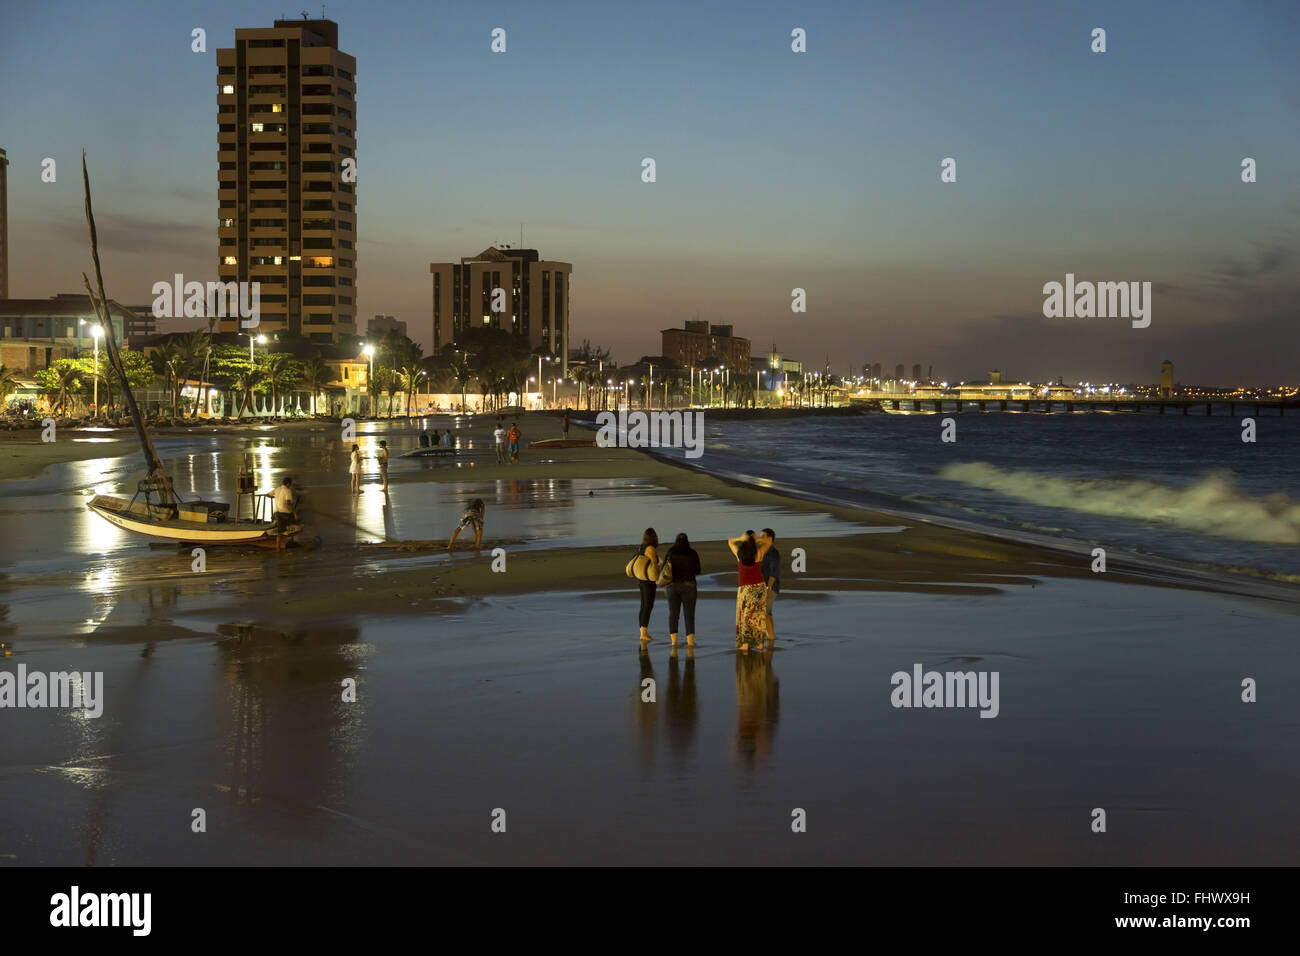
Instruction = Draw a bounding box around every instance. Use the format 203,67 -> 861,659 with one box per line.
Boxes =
79,154 -> 301,548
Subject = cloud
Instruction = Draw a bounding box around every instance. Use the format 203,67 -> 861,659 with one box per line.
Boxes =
50,211 -> 209,257
1210,241 -> 1291,282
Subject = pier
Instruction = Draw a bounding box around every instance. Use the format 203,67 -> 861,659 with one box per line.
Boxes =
852,394 -> 1298,415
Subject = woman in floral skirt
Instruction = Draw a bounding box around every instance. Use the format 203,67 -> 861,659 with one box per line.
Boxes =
729,531 -> 771,652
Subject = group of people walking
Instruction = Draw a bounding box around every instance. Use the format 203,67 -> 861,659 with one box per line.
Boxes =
629,527 -> 781,651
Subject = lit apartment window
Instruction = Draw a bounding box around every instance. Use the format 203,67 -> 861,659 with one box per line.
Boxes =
272,104 -> 283,113
251,122 -> 264,133
221,84 -> 234,94
310,256 -> 333,267
273,256 -> 283,265
220,218 -> 234,227
223,256 -> 237,265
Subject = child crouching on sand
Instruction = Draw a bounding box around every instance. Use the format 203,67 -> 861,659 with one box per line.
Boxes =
448,498 -> 486,552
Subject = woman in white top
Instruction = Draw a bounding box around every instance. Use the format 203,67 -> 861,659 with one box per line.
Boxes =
349,443 -> 361,495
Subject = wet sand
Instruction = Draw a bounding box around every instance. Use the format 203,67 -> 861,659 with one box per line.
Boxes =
1,413 -> 1297,864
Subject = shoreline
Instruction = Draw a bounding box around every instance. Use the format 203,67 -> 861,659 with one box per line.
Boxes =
1,416 -> 1294,642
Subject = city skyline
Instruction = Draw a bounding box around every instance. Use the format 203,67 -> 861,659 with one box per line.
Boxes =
1,0 -> 1298,382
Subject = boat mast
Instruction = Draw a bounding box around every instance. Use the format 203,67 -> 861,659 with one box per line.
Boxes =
81,152 -> 175,505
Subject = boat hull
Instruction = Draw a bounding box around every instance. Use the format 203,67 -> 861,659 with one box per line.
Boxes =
88,496 -> 300,545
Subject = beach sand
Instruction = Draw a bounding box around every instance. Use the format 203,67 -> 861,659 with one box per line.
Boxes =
1,412 -> 1296,864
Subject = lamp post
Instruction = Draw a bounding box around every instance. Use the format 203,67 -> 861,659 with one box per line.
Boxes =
91,325 -> 102,416
363,344 -> 375,416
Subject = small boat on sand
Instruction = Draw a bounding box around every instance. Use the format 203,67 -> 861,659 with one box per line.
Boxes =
78,154 -> 300,548
403,447 -> 458,458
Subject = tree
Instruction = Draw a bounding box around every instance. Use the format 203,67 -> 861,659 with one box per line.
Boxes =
400,364 -> 423,417
152,341 -> 179,414
384,363 -> 402,417
179,330 -> 211,417
264,353 -> 291,416
301,354 -> 328,415
34,359 -> 83,414
450,359 -> 473,414
0,363 -> 19,409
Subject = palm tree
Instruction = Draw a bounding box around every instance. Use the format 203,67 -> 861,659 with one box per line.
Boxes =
153,341 -> 178,415
301,354 -> 328,415
179,330 -> 210,417
451,359 -> 472,414
52,363 -> 83,415
384,364 -> 402,418
264,353 -> 290,417
400,364 -> 423,417
0,363 -> 20,411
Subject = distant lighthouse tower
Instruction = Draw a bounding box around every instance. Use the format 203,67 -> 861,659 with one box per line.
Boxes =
1159,360 -> 1174,398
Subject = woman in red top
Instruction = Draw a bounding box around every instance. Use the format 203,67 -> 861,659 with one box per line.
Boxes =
728,531 -> 771,652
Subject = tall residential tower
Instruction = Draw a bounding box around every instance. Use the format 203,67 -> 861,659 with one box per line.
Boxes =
0,147 -> 9,300
216,18 -> 357,343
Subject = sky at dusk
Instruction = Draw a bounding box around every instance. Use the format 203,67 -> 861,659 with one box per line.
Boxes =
2,0 -> 1297,384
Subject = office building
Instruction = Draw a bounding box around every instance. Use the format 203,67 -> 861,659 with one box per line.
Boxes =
661,320 -> 751,373
430,246 -> 572,373
216,18 -> 357,343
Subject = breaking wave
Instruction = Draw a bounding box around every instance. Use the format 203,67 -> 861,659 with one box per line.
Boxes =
938,463 -> 1300,545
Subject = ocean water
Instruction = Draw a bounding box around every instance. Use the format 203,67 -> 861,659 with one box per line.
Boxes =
689,411 -> 1300,580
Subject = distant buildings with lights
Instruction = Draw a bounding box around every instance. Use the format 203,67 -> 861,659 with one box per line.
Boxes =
661,320 -> 751,374
430,246 -> 572,373
0,294 -> 130,375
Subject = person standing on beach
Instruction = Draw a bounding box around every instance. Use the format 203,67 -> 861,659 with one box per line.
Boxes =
562,409 -> 570,439
729,531 -> 771,652
633,528 -> 661,643
378,440 -> 390,491
493,423 -> 507,463
759,528 -> 780,643
665,532 -> 701,648
272,475 -> 298,533
439,428 -> 452,448
448,497 -> 486,552
508,423 -> 521,464
419,428 -> 430,448
348,443 -> 361,495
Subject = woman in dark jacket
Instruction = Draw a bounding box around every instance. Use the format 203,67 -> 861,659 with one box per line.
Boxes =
665,532 -> 702,647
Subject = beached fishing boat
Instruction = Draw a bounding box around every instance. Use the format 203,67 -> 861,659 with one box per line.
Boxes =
78,154 -> 300,548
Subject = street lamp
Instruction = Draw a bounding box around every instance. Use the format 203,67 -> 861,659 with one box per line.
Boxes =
90,325 -> 102,416
363,344 -> 375,416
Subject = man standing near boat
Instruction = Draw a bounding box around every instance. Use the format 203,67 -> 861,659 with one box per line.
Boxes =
272,476 -> 298,533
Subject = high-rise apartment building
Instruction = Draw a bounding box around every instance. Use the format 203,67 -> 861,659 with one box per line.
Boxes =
0,147 -> 9,300
430,247 -> 572,374
216,18 -> 357,343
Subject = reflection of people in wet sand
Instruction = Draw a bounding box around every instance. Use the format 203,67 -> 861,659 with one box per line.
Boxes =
734,648 -> 779,771
448,497 -> 485,552
729,531 -> 771,651
631,646 -> 658,764
665,645 -> 698,766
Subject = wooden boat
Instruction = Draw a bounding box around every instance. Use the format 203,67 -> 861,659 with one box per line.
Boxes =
78,154 -> 300,548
